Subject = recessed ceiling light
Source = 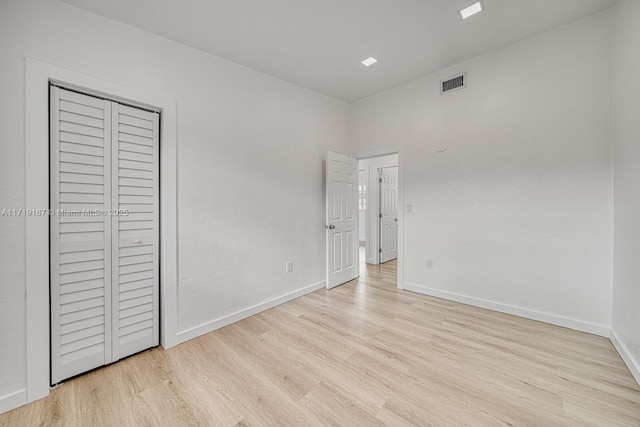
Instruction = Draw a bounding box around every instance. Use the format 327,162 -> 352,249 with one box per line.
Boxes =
360,56 -> 378,67
459,1 -> 484,20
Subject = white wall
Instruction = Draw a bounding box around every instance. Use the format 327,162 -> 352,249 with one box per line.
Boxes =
612,0 -> 640,384
0,0 -> 348,408
350,11 -> 614,334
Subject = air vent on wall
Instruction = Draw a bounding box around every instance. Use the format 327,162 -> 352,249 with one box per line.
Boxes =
440,72 -> 467,95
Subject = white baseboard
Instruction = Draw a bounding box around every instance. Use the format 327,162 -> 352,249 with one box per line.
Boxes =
0,388 -> 27,415
610,330 -> 640,386
403,282 -> 610,337
177,281 -> 326,344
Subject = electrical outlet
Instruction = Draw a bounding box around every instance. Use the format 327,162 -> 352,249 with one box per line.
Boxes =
425,259 -> 433,269
406,204 -> 413,214
286,261 -> 293,273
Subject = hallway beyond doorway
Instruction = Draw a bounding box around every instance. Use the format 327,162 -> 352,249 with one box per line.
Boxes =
359,245 -> 397,287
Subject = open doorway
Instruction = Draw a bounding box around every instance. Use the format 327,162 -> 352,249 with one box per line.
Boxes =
325,148 -> 402,291
357,153 -> 400,284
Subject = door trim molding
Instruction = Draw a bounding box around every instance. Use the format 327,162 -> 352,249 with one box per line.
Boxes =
25,58 -> 178,405
351,147 -> 404,290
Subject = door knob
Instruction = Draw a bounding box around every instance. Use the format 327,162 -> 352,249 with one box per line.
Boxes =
325,224 -> 336,230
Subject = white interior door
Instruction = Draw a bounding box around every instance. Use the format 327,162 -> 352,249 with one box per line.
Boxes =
379,167 -> 398,263
326,151 -> 359,289
50,86 -> 159,384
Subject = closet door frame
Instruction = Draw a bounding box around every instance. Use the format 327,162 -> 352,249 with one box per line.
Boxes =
25,58 -> 178,406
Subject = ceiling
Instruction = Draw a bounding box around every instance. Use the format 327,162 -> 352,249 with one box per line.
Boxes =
59,0 -> 615,102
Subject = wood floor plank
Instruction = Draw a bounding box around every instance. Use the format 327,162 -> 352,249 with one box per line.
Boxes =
1,252 -> 639,426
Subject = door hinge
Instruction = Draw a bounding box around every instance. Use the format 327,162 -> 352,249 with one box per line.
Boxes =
379,213 -> 382,218
379,178 -> 383,183
379,248 -> 382,253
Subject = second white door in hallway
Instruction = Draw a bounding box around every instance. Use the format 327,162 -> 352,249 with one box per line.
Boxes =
379,167 -> 398,263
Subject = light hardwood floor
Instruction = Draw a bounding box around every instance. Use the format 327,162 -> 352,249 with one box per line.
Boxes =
2,255 -> 639,426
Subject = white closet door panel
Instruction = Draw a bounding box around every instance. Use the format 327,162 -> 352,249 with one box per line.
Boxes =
59,89 -> 105,108
50,86 -> 113,384
59,162 -> 104,176
59,99 -> 104,118
59,177 -> 104,194
60,172 -> 104,185
119,205 -> 154,214
61,315 -> 104,335
59,132 -> 104,147
120,141 -> 153,155
119,114 -> 153,129
111,103 -> 160,361
120,311 -> 154,328
119,186 -> 154,196
59,141 -> 105,157
59,205 -> 105,215
59,193 -> 104,204
119,230 -> 155,240
119,271 -> 154,286
60,249 -> 104,264
60,324 -> 106,345
119,220 -> 154,230
61,306 -> 105,326
118,169 -> 154,180
118,132 -> 153,146
120,280 -> 154,295
119,262 -> 154,275
59,240 -> 106,254
59,231 -> 105,244
118,179 -> 153,190
59,269 -> 105,285
119,244 -> 155,257
119,151 -> 153,163
119,318 -> 154,335
59,121 -> 104,138
61,341 -> 104,363
59,258 -> 105,274
119,123 -> 153,138
59,152 -> 104,166
59,222 -> 104,234
118,103 -> 153,119
119,212 -> 155,222
52,87 -> 159,383
120,285 -> 154,300
120,303 -> 153,319
60,215 -> 105,225
119,159 -> 154,171
60,279 -> 104,295
119,295 -> 153,310
59,111 -> 104,129
60,298 -> 105,322
60,287 -> 105,306
119,253 -> 154,266
119,195 -> 154,205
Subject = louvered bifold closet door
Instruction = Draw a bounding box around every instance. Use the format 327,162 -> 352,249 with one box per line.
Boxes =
50,87 -> 113,383
51,87 -> 159,383
111,103 -> 159,360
